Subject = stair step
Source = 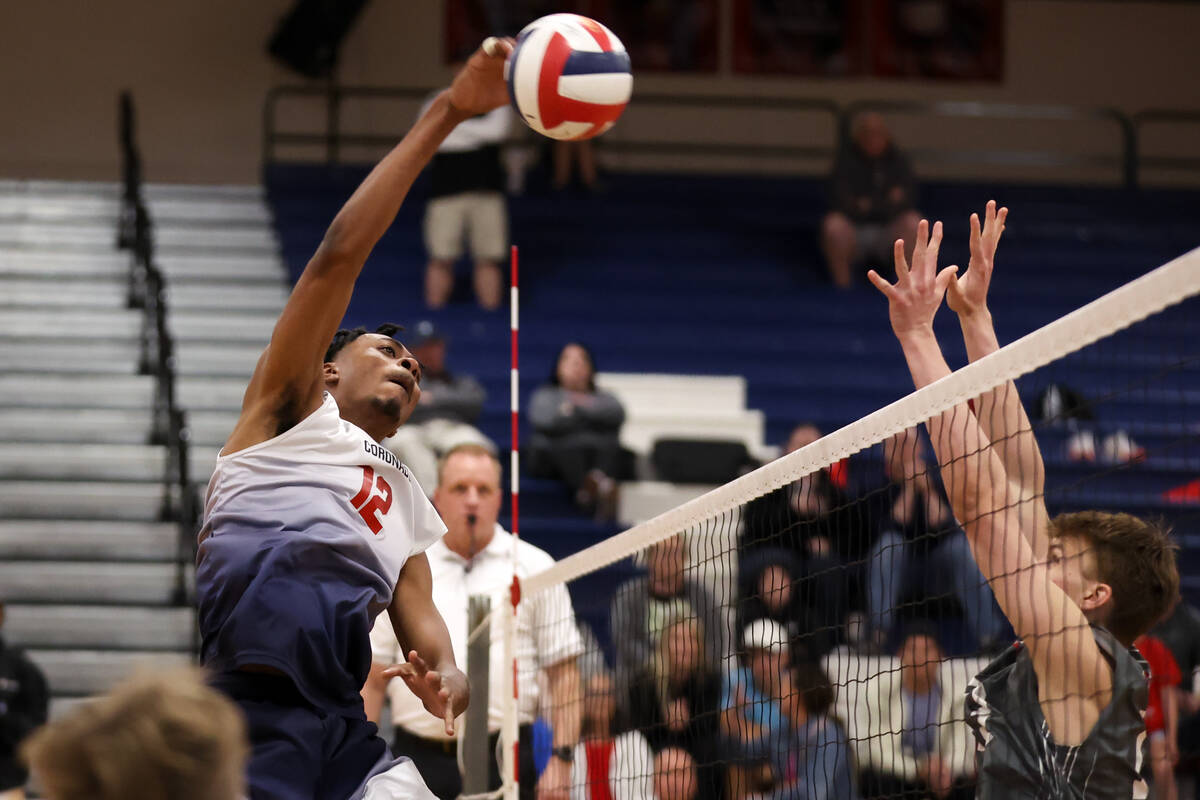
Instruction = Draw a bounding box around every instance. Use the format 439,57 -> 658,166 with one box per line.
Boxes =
0,341 -> 139,373
167,284 -> 287,312
171,312 -> 276,342
0,408 -> 152,444
0,308 -> 141,338
0,250 -> 127,278
0,480 -> 168,520
0,374 -> 153,409
0,277 -> 126,308
0,561 -> 185,604
158,253 -> 284,283
0,444 -> 168,481
28,649 -> 193,696
0,520 -> 179,561
5,606 -> 194,650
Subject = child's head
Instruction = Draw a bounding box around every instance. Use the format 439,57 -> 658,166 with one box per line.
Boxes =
1048,511 -> 1178,647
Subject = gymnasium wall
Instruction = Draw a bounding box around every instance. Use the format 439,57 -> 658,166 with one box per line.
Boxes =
3,1 -> 1196,184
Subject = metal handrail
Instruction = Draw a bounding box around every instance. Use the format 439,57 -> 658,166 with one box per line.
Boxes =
842,99 -> 1138,188
1132,109 -> 1200,184
116,92 -> 197,615
262,84 -> 841,166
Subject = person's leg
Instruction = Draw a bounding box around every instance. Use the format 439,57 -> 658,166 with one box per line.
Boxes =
576,140 -> 598,189
468,192 -> 508,310
316,715 -> 392,800
424,196 -> 466,308
212,683 -> 323,799
390,730 -> 463,800
820,211 -> 859,288
888,209 -> 922,264
936,531 -> 1007,649
1149,732 -> 1179,800
867,531 -> 907,645
552,140 -> 573,189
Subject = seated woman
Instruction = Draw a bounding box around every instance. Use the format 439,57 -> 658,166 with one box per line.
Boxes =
736,555 -> 835,663
767,661 -> 861,800
528,342 -> 626,520
624,616 -> 724,800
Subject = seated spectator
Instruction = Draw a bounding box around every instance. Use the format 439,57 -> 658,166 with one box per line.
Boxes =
820,112 -> 920,288
859,627 -> 974,800
767,660 -> 860,800
611,535 -> 725,682
655,747 -> 700,800
722,620 -> 792,798
22,668 -> 247,800
1136,633 -> 1182,800
737,552 -> 836,664
420,88 -> 513,310
866,428 -> 1007,652
740,424 -> 873,647
529,342 -> 626,520
570,671 -> 654,800
1151,597 -> 1200,785
0,601 -> 47,800
625,617 -> 723,800
382,320 -> 492,494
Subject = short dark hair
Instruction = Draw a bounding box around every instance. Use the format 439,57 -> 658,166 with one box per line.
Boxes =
792,660 -> 835,717
324,323 -> 403,363
1051,510 -> 1180,647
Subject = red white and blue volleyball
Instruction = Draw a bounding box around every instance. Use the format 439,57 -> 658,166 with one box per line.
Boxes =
506,14 -> 633,141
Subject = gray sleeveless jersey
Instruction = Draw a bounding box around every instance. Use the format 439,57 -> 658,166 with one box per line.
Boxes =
965,626 -> 1149,799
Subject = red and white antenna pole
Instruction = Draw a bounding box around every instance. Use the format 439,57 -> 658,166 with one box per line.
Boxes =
506,243 -> 521,799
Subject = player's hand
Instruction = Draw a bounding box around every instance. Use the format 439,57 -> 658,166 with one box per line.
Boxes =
383,650 -> 470,736
947,200 -> 1008,319
537,752 -> 572,800
868,219 -> 956,338
447,37 -> 515,119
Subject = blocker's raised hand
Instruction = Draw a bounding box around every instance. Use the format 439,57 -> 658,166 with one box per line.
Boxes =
447,37 -> 516,118
868,219 -> 957,337
947,200 -> 1008,318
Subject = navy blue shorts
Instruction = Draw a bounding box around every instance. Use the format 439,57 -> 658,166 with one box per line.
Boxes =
212,672 -> 388,800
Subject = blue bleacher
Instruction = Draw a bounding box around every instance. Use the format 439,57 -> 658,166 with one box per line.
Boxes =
266,163 -> 1200,620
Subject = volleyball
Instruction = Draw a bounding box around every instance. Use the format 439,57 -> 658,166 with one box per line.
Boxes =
505,14 -> 633,141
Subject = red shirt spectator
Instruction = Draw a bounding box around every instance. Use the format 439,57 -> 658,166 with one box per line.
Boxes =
1137,634 -> 1182,734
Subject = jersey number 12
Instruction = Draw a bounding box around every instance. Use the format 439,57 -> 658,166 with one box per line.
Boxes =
351,466 -> 393,535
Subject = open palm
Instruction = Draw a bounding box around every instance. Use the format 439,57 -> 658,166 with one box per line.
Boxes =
947,200 -> 1008,316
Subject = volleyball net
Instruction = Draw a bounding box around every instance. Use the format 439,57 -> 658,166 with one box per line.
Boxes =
494,247 -> 1200,800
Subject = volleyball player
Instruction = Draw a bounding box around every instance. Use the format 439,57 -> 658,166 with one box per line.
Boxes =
194,39 -> 514,799
868,203 -> 1178,798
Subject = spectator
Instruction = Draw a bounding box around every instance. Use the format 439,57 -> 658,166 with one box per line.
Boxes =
722,619 -> 792,798
570,671 -> 655,800
737,552 -> 836,664
364,444 -> 584,800
529,342 -> 626,520
767,661 -> 860,800
739,423 -> 870,641
22,667 -> 246,800
382,320 -> 492,494
1137,633 -> 1183,800
421,89 -> 513,309
866,427 -> 1007,651
859,628 -> 973,800
610,535 -> 725,682
1152,598 -> 1200,791
655,747 -> 699,800
553,140 -> 599,193
624,617 -> 724,800
0,602 -> 47,798
820,113 -> 920,288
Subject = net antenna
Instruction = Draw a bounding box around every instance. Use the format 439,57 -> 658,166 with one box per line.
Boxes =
500,243 -> 521,800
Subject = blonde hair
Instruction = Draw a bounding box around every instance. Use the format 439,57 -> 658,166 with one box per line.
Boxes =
22,668 -> 247,800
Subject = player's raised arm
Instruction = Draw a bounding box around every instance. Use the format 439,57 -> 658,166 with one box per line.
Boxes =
224,39 -> 514,454
868,222 -> 1110,745
946,201 -> 1051,561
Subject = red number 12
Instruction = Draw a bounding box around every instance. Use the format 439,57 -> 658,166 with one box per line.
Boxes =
351,466 -> 393,535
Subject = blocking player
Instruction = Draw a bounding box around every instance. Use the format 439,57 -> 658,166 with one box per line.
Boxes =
868,203 -> 1178,798
194,39 -> 515,799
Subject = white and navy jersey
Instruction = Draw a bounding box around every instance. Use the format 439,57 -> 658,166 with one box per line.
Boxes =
965,625 -> 1149,799
195,393 -> 446,715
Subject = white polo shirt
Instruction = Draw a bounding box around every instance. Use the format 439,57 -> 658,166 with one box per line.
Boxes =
370,524 -> 583,740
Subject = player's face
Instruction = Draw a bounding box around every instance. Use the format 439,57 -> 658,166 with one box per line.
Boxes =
1046,535 -> 1101,608
328,334 -> 422,431
433,452 -> 503,540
